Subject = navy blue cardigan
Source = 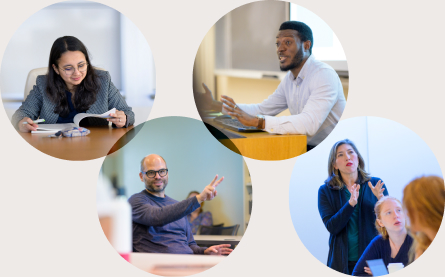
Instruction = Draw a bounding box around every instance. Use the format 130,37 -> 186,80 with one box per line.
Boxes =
352,234 -> 413,276
318,177 -> 389,274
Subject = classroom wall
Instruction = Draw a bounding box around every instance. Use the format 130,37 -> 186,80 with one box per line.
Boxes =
102,117 -> 246,234
0,1 -> 155,103
1,2 -> 120,95
289,116 -> 443,266
214,1 -> 287,72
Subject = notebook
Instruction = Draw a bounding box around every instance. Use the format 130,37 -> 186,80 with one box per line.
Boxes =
31,108 -> 116,134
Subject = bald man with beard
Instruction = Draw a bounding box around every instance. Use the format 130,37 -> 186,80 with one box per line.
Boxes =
128,154 -> 233,255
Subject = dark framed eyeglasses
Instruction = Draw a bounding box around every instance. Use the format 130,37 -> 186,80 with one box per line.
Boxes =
59,62 -> 88,76
142,169 -> 168,178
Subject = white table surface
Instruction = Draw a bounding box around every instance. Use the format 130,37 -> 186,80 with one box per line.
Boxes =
194,235 -> 243,243
130,252 -> 226,276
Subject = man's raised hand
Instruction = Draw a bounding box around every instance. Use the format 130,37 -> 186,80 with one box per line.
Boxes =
196,174 -> 224,203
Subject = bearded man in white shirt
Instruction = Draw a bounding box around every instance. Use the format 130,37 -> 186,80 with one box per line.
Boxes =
198,21 -> 346,150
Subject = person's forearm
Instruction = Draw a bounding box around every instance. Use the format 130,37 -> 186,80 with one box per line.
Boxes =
190,244 -> 207,255
130,197 -> 200,226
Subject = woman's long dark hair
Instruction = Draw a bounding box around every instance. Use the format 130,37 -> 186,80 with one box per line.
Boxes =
46,36 -> 99,116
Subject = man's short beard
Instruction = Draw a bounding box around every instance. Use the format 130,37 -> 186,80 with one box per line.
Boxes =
280,48 -> 304,72
145,180 -> 167,193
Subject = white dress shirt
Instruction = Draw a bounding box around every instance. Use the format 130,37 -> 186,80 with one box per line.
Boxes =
237,55 -> 346,146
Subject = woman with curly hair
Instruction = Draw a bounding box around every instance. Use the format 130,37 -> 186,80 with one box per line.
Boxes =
403,176 -> 444,260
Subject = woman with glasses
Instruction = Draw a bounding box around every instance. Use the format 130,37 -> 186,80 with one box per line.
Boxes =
318,139 -> 389,275
12,36 -> 134,132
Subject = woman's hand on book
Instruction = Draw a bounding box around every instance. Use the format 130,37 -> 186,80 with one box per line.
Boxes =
108,110 -> 127,128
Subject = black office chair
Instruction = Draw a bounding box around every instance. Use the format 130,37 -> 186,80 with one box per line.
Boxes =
197,224 -> 240,236
197,223 -> 224,235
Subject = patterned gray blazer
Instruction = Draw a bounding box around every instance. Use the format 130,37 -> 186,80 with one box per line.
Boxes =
11,70 -> 135,128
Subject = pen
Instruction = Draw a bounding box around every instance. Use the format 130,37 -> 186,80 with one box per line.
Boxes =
22,119 -> 45,124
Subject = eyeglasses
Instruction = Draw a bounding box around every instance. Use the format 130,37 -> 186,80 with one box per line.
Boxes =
59,62 -> 88,76
142,169 -> 168,178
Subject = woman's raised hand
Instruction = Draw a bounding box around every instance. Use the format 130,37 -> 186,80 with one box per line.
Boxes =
348,184 -> 360,207
368,180 -> 385,200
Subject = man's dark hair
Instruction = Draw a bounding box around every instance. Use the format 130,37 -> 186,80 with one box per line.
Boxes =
279,21 -> 313,54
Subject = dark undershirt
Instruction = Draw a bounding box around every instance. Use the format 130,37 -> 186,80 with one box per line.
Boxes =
56,90 -> 79,123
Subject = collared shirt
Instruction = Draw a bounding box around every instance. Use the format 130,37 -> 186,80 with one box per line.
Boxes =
238,55 -> 346,146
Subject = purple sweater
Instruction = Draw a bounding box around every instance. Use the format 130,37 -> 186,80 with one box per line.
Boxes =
128,190 -> 207,254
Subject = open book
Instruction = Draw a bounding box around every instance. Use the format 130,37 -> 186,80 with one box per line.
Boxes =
31,108 -> 116,134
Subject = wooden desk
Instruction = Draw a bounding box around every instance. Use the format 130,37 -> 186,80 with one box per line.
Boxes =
130,252 -> 226,276
194,235 -> 242,247
18,126 -> 134,160
204,119 -> 307,160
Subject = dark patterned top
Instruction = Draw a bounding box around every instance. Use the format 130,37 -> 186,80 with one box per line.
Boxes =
12,70 -> 135,128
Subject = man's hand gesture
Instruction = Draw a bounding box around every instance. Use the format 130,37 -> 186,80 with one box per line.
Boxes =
204,244 -> 233,255
196,175 -> 224,203
221,95 -> 260,128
